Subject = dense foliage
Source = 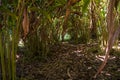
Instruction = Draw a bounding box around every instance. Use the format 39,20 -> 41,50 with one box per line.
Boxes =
0,0 -> 120,79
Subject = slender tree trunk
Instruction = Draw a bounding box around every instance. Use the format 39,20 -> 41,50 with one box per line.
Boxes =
94,0 -> 118,78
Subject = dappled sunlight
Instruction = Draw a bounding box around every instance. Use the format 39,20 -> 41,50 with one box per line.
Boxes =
16,39 -> 25,62
15,42 -> 120,79
109,56 -> 116,60
96,55 -> 116,61
72,50 -> 84,57
73,50 -> 82,53
18,39 -> 24,47
105,72 -> 111,76
16,54 -> 21,62
100,43 -> 120,51
117,68 -> 120,72
112,45 -> 120,50
100,71 -> 111,77
87,66 -> 92,70
96,55 -> 107,61
1,0 -> 120,79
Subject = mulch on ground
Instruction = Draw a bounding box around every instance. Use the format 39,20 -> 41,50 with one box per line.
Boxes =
16,42 -> 120,80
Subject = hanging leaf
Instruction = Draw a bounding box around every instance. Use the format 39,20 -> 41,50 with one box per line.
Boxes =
22,7 -> 29,39
82,0 -> 90,13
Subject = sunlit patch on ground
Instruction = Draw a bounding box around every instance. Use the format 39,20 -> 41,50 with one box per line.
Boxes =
96,55 -> 116,61
105,72 -> 111,76
117,68 -> 120,72
16,54 -> 20,62
96,55 -> 107,61
72,50 -> 84,57
100,43 -> 120,51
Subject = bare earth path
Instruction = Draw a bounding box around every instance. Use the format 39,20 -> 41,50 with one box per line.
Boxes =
16,42 -> 120,80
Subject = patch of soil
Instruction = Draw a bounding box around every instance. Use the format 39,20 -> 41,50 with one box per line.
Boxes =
16,42 -> 120,80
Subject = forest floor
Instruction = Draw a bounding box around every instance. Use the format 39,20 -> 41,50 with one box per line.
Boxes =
17,42 -> 120,80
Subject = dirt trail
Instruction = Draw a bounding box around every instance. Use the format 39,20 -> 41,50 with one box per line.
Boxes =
16,42 -> 120,80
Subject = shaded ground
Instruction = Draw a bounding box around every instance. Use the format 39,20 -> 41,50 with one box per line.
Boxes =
17,42 -> 120,80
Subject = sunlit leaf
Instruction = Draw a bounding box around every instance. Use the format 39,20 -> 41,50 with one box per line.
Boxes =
82,0 -> 90,13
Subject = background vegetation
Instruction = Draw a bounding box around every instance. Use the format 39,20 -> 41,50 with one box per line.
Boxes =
0,0 -> 120,80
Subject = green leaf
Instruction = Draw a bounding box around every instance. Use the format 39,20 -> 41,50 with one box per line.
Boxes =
0,6 -> 17,20
28,7 -> 40,11
55,0 -> 66,5
42,10 -> 52,23
29,7 -> 52,22
82,0 -> 90,13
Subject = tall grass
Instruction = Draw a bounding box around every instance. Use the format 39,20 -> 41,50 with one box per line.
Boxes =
0,0 -> 24,79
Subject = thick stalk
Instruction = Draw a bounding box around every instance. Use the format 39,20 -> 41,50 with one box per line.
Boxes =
0,32 -> 6,80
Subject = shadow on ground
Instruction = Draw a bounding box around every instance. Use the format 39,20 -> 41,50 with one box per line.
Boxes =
16,42 -> 120,80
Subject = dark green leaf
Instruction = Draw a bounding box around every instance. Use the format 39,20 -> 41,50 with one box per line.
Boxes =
0,6 -> 17,19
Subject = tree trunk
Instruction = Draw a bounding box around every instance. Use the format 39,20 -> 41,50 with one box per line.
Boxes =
94,0 -> 117,78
